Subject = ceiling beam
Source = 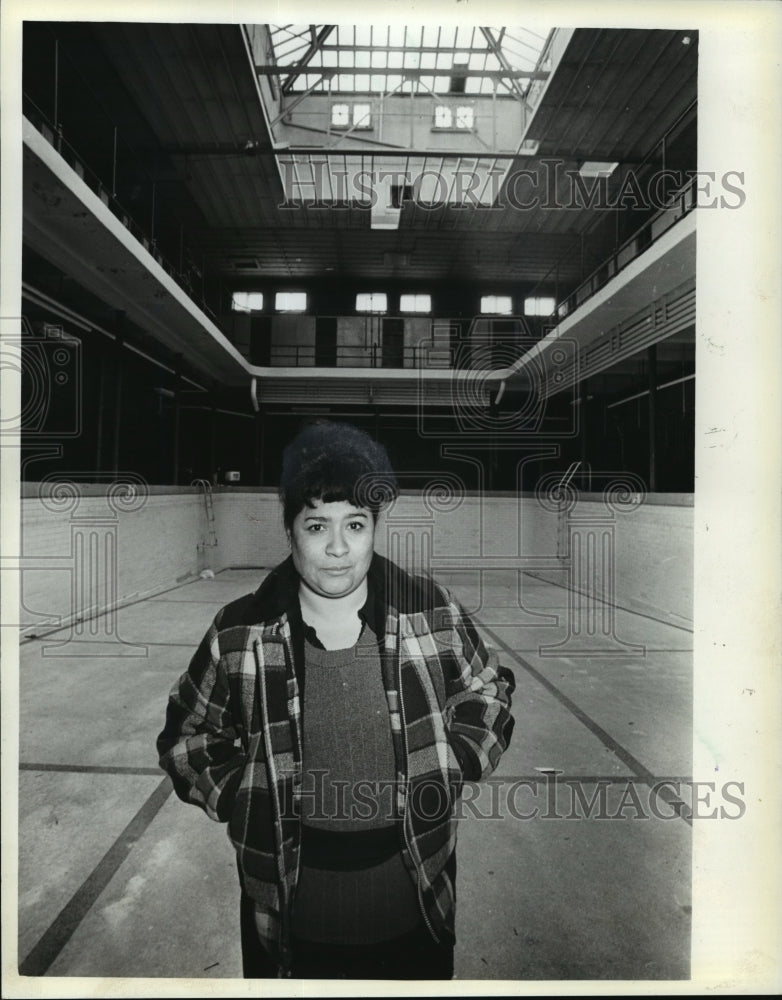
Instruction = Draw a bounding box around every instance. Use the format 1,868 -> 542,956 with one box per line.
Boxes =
479,27 -> 529,104
161,143 -> 524,157
276,146 -> 538,158
317,44 -> 505,54
254,66 -> 550,81
279,25 -> 336,94
270,74 -> 333,127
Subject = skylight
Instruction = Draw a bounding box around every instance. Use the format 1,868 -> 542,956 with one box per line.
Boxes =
265,24 -> 552,96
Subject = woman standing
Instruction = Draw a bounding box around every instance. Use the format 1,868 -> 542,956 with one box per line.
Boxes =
157,421 -> 515,979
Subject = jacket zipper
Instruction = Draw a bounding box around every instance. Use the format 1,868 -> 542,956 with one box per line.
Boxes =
397,644 -> 441,946
254,637 -> 293,977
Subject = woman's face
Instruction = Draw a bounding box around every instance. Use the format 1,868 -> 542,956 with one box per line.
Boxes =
290,498 -> 376,600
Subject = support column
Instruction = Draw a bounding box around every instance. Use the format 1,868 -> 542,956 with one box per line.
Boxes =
209,379 -> 218,483
172,354 -> 182,485
580,379 -> 588,478
648,344 -> 658,492
255,408 -> 264,486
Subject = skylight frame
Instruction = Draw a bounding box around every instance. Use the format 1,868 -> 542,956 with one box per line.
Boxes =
265,23 -> 552,97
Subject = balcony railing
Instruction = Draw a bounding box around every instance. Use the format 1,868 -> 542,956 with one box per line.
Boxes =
258,323 -> 534,370
23,95 -> 230,326
554,176 -> 697,323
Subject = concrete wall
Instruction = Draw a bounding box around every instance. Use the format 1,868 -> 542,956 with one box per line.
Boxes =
18,488 -> 692,639
611,499 -> 693,623
19,489 -> 206,636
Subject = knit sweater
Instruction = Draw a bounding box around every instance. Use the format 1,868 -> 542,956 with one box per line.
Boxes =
291,629 -> 420,944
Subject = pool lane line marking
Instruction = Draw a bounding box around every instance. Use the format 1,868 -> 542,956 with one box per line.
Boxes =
18,777 -> 173,977
519,571 -> 694,634
18,762 -> 695,784
147,597 -> 248,604
478,623 -> 692,826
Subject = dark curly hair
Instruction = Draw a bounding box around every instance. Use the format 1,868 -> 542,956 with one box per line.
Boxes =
279,420 -> 398,531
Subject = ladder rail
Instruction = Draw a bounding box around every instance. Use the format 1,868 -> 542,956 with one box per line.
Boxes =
191,479 -> 218,547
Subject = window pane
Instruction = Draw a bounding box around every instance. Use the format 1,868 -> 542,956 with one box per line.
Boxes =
331,104 -> 349,127
400,294 -> 431,313
275,292 -> 307,312
356,292 -> 388,312
456,106 -> 474,128
480,295 -> 512,315
353,104 -> 372,127
524,296 -> 556,317
434,105 -> 452,128
231,291 -> 264,312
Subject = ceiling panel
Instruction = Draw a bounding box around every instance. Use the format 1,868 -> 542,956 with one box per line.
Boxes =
31,24 -> 697,290
525,28 -> 697,161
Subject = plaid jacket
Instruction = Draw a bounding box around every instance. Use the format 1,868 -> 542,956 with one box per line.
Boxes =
157,554 -> 515,975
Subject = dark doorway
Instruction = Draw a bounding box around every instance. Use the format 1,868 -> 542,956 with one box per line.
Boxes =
315,316 -> 337,367
250,316 -> 271,365
381,318 -> 404,368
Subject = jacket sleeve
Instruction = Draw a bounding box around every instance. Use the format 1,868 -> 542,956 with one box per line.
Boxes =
156,611 -> 247,822
441,593 -> 515,783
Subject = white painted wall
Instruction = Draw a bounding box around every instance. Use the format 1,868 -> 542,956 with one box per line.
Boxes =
18,489 -> 692,639
19,491 -> 205,635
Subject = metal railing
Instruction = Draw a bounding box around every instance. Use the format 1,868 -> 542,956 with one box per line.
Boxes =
263,330 -> 534,370
23,94 -> 230,325
554,176 -> 697,323
266,343 -> 442,369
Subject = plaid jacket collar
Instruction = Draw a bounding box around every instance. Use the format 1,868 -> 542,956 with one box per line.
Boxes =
247,552 -> 440,629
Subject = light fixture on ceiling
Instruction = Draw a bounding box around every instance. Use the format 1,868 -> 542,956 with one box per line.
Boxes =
578,161 -> 619,178
517,139 -> 540,156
